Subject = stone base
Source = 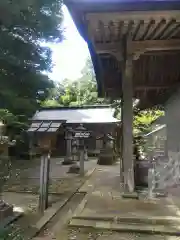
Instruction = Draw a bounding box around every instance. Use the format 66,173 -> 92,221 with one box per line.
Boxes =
72,155 -> 79,162
0,201 -> 13,223
67,164 -> 80,174
155,190 -> 168,198
97,155 -> 115,165
62,157 -> 74,165
122,192 -> 139,199
97,149 -> 116,165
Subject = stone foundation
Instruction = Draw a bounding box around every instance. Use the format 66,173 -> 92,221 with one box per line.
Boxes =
62,157 -> 74,165
0,200 -> 13,222
68,164 -> 80,174
97,149 -> 115,165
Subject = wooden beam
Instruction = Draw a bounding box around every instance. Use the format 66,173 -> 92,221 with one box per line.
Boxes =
130,39 -> 180,52
135,85 -> 176,91
95,42 -> 121,53
144,50 -> 180,56
95,39 -> 180,60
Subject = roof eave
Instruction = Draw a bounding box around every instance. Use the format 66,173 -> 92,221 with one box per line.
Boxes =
65,0 -> 180,98
65,1 -> 180,13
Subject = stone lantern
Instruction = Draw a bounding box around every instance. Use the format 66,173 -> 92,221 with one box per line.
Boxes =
97,134 -> 115,165
72,139 -> 78,162
68,124 -> 91,175
62,127 -> 73,165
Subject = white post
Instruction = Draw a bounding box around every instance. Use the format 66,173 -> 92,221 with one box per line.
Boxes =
120,102 -> 124,187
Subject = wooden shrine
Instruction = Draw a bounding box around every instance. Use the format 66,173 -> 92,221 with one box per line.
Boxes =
65,0 -> 180,195
28,105 -> 119,159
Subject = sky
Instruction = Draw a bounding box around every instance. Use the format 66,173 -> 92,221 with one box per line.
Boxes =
49,5 -> 90,82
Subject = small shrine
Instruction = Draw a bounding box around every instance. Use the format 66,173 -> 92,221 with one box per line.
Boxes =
29,106 -> 119,159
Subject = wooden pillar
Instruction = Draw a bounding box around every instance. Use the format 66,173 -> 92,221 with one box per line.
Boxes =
37,136 -> 51,212
122,36 -> 135,194
39,152 -> 50,212
165,108 -> 179,153
120,101 -> 124,186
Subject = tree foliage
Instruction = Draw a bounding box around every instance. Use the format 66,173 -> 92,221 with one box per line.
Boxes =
0,0 -> 64,195
134,107 -> 164,136
0,0 -> 63,143
0,0 -> 63,119
42,57 -> 109,107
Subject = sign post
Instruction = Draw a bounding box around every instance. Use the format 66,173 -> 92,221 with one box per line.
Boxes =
73,124 -> 91,176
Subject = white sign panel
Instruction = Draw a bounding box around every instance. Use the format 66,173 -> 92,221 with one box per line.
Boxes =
74,131 -> 91,138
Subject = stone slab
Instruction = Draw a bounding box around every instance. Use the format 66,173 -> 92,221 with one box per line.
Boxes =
68,164 -> 180,237
69,218 -> 180,236
72,215 -> 180,226
122,192 -> 139,199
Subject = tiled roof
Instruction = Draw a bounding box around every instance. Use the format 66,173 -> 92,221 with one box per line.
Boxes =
32,106 -> 119,124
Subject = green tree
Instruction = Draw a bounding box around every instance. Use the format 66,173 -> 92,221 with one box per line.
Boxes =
0,1 -> 64,206
0,0 -> 63,119
42,57 -> 109,107
113,102 -> 164,155
134,108 -> 164,136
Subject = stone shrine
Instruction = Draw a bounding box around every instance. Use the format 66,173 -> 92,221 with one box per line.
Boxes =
97,134 -> 115,165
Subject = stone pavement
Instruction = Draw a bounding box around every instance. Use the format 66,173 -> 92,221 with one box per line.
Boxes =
2,161 -> 96,240
29,164 -> 180,240
69,164 -> 180,235
3,158 -> 97,194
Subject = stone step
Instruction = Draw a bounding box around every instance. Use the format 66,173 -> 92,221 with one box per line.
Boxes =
72,215 -> 180,226
69,218 -> 180,235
